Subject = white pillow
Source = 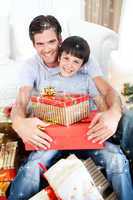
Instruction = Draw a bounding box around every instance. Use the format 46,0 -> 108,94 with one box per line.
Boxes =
0,16 -> 10,65
10,17 -> 36,61
68,20 -> 118,76
0,61 -> 20,107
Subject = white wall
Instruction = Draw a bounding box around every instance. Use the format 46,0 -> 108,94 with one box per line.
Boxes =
0,0 -> 85,19
0,0 -> 85,62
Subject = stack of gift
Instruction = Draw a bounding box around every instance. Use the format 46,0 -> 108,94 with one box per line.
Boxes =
29,155 -> 117,200
25,88 -> 103,150
31,92 -> 89,126
0,134 -> 17,199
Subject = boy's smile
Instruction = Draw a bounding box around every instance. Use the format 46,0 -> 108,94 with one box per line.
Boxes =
59,52 -> 83,77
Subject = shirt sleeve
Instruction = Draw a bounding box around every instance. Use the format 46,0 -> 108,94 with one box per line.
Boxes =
17,61 -> 36,89
80,55 -> 103,78
88,76 -> 100,97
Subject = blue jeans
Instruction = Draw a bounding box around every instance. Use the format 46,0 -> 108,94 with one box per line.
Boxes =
119,110 -> 133,161
8,142 -> 133,200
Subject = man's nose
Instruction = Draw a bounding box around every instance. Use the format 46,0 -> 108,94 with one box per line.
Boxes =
43,45 -> 51,53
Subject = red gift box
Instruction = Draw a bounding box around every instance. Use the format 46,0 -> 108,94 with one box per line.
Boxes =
31,93 -> 90,126
25,111 -> 104,150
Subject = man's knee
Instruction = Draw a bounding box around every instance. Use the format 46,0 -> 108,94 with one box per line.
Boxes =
122,110 -> 133,124
102,142 -> 129,174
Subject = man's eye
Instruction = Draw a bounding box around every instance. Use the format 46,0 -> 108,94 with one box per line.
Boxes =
49,40 -> 56,44
36,43 -> 44,46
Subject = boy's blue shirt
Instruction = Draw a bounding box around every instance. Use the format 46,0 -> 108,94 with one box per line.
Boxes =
39,72 -> 99,97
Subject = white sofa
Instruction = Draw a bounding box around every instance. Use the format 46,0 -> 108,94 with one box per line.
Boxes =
0,16 -> 118,107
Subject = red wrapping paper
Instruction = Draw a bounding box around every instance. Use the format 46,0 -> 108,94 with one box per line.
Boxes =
31,93 -> 89,107
25,111 -> 104,150
0,169 -> 16,181
0,197 -> 7,200
44,186 -> 59,200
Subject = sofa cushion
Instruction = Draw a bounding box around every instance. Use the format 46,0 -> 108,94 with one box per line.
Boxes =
10,17 -> 36,61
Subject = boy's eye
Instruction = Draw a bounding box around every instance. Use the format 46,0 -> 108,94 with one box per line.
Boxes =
63,56 -> 69,60
74,60 -> 80,64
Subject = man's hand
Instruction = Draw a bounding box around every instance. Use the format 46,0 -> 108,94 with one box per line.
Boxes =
12,117 -> 53,149
87,110 -> 121,143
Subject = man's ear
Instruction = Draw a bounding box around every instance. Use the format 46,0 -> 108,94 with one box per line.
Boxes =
58,56 -> 61,62
33,41 -> 35,47
59,36 -> 62,46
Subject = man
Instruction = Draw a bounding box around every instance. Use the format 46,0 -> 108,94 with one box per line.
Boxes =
9,15 -> 133,200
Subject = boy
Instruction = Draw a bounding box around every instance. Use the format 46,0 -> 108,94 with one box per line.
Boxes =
39,35 -> 107,112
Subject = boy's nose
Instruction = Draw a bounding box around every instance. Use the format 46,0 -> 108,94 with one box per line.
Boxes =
67,61 -> 73,68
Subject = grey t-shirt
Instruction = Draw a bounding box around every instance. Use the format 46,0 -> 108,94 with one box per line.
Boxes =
18,54 -> 103,92
39,72 -> 99,98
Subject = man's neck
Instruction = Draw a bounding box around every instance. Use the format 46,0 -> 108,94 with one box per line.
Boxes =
46,61 -> 59,68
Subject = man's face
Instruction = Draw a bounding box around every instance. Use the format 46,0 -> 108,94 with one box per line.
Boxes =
33,28 -> 61,67
59,52 -> 83,77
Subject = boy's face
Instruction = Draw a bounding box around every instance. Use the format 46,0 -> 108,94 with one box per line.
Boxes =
33,28 -> 61,67
59,52 -> 83,77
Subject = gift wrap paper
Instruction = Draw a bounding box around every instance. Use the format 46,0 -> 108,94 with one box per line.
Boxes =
31,94 -> 89,126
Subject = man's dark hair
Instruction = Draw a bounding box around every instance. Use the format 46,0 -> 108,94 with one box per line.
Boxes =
59,36 -> 90,65
29,15 -> 62,43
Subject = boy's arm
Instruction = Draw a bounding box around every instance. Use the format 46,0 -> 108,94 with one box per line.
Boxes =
87,76 -> 122,143
11,86 -> 52,149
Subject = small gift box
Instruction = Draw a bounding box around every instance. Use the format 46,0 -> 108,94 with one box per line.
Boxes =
44,155 -> 104,200
31,92 -> 89,126
0,141 -> 18,170
29,155 -> 104,200
25,111 -> 104,150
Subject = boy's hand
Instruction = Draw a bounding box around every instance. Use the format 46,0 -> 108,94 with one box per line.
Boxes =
87,110 -> 121,143
12,117 -> 53,149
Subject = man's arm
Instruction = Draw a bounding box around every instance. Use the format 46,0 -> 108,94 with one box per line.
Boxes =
93,95 -> 108,112
11,86 -> 52,149
94,77 -> 122,113
87,76 -> 122,143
